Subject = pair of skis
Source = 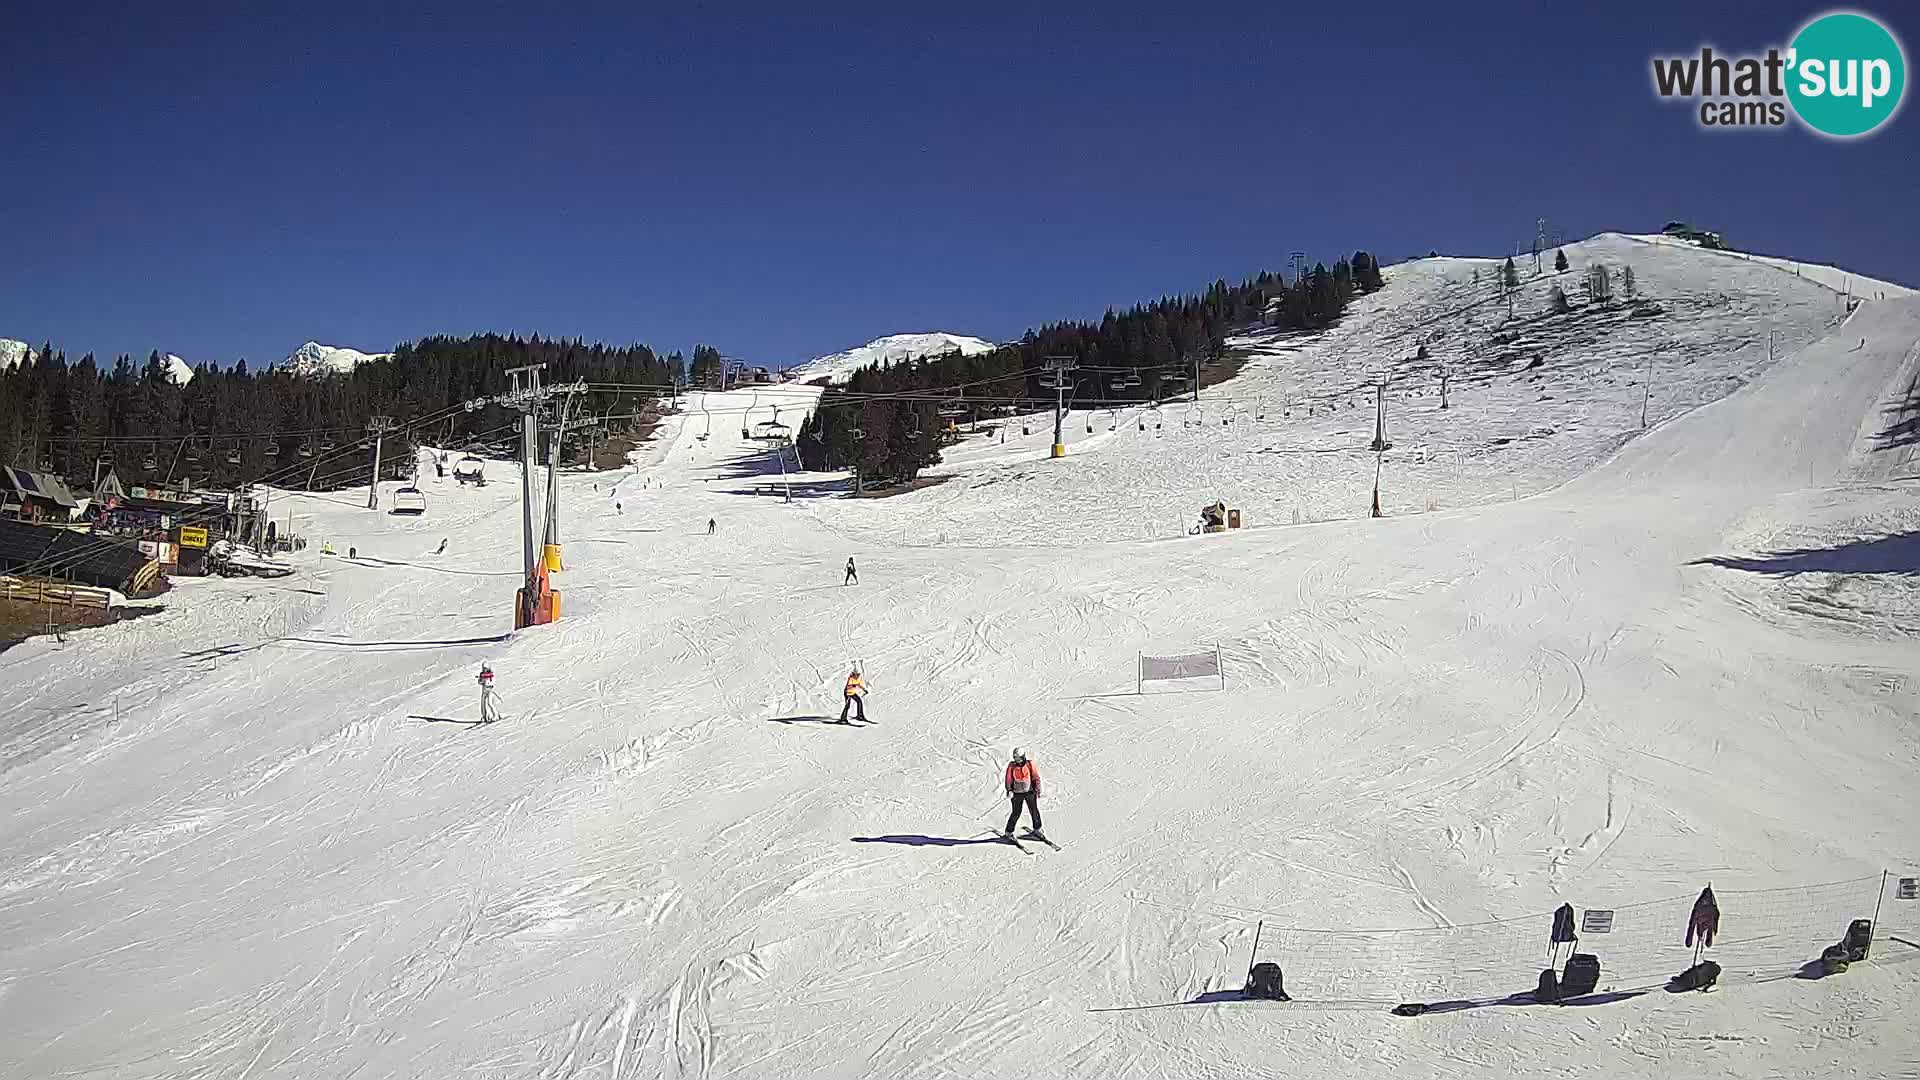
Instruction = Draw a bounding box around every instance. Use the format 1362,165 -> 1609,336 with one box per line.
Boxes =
1002,830 -> 1059,854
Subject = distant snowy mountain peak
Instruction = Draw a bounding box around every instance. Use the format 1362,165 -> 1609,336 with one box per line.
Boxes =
0,338 -> 36,370
790,332 -> 996,383
162,354 -> 195,386
282,341 -> 391,377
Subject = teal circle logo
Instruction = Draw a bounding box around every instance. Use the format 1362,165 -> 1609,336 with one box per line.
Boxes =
1787,12 -> 1906,137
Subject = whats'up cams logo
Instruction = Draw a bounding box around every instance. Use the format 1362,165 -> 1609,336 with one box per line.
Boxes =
1651,10 -> 1906,137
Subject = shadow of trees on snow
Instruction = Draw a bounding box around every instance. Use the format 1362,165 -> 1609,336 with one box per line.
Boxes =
1692,531 -> 1919,577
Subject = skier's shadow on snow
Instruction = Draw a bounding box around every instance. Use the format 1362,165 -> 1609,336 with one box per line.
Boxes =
765,715 -> 861,726
409,714 -> 487,727
851,834 -> 1004,848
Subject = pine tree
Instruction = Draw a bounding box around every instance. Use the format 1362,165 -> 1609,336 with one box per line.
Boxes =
1554,249 -> 1569,273
1502,257 -> 1520,289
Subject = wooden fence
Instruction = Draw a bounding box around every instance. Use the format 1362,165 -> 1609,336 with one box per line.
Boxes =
0,574 -> 115,610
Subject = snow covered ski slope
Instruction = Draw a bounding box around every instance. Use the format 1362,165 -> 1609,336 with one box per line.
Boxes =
2,244 -> 1918,1079
816,234 -> 1883,548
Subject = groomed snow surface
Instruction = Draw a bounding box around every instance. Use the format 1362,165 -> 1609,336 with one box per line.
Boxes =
3,238 -> 1919,1078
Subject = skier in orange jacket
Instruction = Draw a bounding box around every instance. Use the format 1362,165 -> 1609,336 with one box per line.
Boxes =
1004,749 -> 1042,838
838,667 -> 867,724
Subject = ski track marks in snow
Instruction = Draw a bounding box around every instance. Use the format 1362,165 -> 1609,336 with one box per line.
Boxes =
5,242 -> 1920,1079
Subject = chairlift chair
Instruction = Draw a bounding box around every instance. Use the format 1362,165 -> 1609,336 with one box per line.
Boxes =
389,487 -> 428,516
453,455 -> 486,487
142,452 -> 158,471
226,448 -> 241,465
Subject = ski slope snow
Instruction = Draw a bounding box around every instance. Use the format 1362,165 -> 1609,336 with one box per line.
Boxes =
2,243 -> 1918,1079
813,234 -> 1884,548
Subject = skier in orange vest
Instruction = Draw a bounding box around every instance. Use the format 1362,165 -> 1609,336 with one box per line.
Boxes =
838,666 -> 867,724
1003,748 -> 1043,838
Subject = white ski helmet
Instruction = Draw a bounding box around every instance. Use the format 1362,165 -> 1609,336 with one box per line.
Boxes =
1011,747 -> 1025,762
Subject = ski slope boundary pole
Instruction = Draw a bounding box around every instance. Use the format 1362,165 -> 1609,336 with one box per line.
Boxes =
1245,920 -> 1263,988
1871,869 -> 1888,951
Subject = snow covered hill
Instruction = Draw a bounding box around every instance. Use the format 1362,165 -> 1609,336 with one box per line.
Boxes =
1,236 -> 1917,1079
814,233 -> 1895,547
1625,232 -> 1915,301
0,338 -> 35,370
786,330 -> 995,383
280,340 -> 391,376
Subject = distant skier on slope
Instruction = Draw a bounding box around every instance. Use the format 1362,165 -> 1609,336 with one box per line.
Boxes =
434,538 -> 447,555
838,665 -> 867,724
1004,749 -> 1043,839
844,557 -> 858,586
708,517 -> 716,535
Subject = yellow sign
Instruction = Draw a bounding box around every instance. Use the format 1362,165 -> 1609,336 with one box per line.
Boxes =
179,526 -> 209,549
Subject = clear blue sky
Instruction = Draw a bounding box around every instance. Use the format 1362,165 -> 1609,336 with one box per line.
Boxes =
3,3 -> 1914,369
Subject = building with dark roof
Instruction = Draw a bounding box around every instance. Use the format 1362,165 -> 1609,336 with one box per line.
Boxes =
0,466 -> 79,523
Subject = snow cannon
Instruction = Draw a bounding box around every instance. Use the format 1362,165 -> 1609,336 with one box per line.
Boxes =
1199,501 -> 1232,534
514,563 -> 561,628
543,542 -> 563,573
1245,962 -> 1289,1001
